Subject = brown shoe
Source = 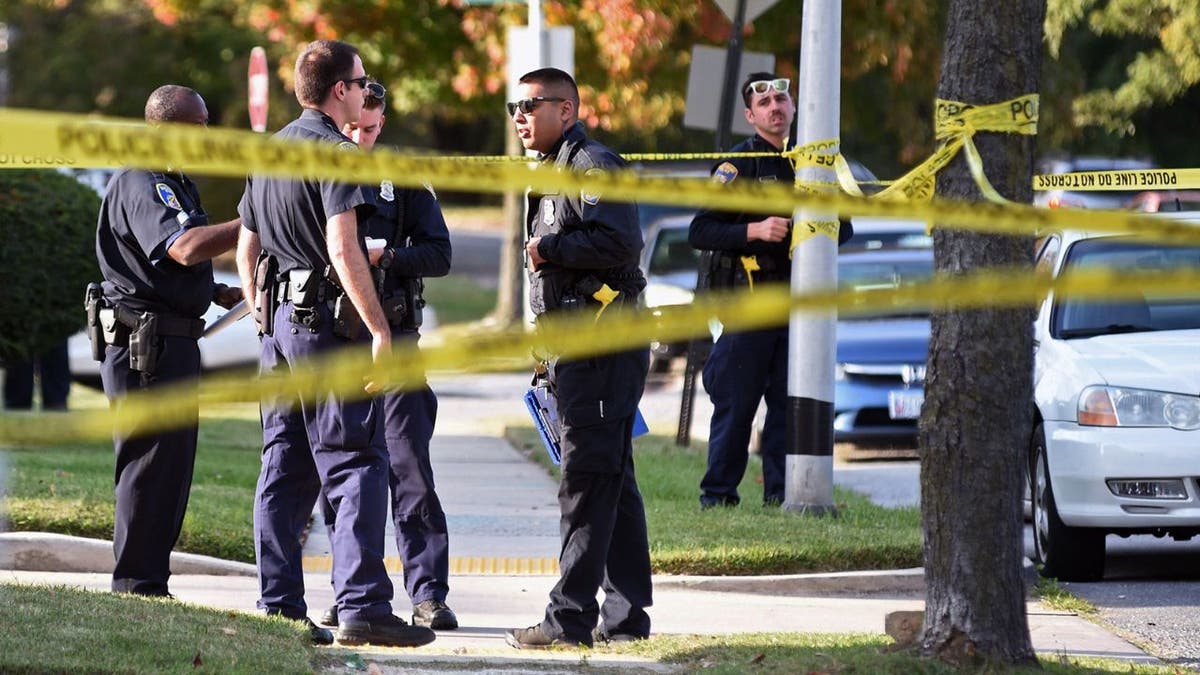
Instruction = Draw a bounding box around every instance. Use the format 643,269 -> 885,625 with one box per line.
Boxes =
505,624 -> 588,650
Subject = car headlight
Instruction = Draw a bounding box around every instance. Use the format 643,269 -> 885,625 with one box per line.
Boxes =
1078,385 -> 1200,430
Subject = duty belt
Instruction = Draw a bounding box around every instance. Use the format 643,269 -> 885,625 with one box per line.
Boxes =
101,304 -> 206,343
274,269 -> 342,305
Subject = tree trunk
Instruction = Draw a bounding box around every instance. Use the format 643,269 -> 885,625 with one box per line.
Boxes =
919,0 -> 1045,666
491,129 -> 527,327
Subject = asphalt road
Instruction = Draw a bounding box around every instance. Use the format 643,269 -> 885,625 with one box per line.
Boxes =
449,229 -> 503,288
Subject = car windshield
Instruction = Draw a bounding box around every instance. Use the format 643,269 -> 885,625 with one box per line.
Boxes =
648,225 -> 701,275
839,256 -> 934,319
1053,238 -> 1200,338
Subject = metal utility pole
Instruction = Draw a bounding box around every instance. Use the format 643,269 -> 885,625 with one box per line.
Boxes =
784,0 -> 841,515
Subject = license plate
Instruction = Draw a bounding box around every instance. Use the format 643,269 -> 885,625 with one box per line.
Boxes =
888,389 -> 924,420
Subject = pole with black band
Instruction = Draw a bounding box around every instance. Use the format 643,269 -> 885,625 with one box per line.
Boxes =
784,0 -> 840,515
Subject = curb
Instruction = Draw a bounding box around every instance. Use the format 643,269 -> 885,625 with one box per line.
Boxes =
653,567 -> 926,596
0,532 -> 255,576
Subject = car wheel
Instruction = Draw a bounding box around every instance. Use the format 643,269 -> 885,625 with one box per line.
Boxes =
1030,423 -> 1105,581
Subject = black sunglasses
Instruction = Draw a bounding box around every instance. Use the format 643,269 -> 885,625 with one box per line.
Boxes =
341,75 -> 370,90
506,96 -> 566,116
365,82 -> 386,100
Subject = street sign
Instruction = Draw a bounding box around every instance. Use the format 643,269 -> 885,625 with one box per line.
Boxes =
683,45 -> 775,137
248,46 -> 268,133
505,26 -> 574,103
713,0 -> 779,25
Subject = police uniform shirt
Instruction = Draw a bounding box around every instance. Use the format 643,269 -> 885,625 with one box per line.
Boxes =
687,134 -> 794,274
526,121 -> 644,316
363,174 -> 451,292
238,109 -> 375,274
96,168 -> 215,318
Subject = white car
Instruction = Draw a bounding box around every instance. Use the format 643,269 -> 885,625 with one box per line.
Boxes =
1028,224 -> 1200,580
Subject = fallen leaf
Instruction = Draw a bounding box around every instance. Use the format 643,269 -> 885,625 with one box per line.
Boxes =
452,647 -> 469,655
192,652 -> 203,668
750,653 -> 765,664
221,627 -> 237,636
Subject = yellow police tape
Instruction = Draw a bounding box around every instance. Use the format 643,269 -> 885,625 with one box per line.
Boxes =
1032,168 -> 1200,192
3,264 -> 1199,447
3,107 -> 1198,247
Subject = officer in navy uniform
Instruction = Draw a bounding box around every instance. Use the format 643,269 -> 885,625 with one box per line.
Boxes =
504,67 -> 652,650
94,85 -> 242,597
314,82 -> 458,632
235,40 -> 434,649
689,72 -> 852,509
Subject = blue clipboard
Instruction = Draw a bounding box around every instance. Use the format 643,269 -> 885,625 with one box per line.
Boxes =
524,386 -> 650,467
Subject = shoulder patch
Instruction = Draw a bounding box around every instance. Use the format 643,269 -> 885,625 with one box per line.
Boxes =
155,183 -> 182,210
581,167 -> 603,206
337,141 -> 358,151
713,162 -> 738,184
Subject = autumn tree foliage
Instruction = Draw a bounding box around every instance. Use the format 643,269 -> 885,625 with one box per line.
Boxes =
136,0 -> 944,166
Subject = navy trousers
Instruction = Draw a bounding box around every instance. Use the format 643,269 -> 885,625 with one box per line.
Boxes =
321,330 -> 450,606
101,336 -> 200,595
699,326 -> 789,506
4,342 -> 71,410
541,348 -> 652,644
254,301 -> 393,622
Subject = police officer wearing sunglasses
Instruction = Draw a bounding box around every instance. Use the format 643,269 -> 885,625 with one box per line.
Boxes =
688,71 -> 853,510
503,67 -> 652,650
235,39 -> 435,649
309,80 -> 458,633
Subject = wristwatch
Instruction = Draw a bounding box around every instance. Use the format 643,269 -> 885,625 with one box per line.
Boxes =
377,246 -> 395,271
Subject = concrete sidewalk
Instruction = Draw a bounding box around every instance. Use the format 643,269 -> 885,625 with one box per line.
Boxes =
0,372 -> 1159,670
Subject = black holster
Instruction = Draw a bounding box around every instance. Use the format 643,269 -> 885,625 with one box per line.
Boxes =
84,283 -> 105,361
331,294 -> 364,340
128,312 -> 160,375
253,252 -> 278,337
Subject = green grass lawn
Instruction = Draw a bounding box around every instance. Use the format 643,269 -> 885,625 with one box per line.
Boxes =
3,392 -> 920,573
423,274 -> 497,325
603,632 -> 1180,674
0,584 -> 317,674
1,391 -> 263,564
505,427 -> 923,575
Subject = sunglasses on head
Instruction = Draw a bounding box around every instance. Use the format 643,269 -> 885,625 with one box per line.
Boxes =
745,78 -> 790,96
506,96 -> 566,116
365,82 -> 386,100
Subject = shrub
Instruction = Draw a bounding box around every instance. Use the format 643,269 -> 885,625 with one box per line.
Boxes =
0,170 -> 101,363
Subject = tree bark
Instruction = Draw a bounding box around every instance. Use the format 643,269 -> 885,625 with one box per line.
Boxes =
492,129 -> 527,327
919,0 -> 1046,666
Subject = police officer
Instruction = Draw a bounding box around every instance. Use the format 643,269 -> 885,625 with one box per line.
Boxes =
234,40 -> 434,648
314,82 -> 458,631
504,67 -> 652,650
95,85 -> 242,596
689,72 -> 852,509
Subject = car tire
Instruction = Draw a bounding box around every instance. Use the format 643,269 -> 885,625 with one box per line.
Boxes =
1030,423 -> 1105,581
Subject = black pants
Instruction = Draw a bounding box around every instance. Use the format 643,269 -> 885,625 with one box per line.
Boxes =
101,336 -> 200,596
541,348 -> 652,643
4,342 -> 71,410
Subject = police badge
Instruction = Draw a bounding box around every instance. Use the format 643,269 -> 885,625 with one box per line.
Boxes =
542,198 -> 555,226
380,180 -> 395,202
155,183 -> 182,210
